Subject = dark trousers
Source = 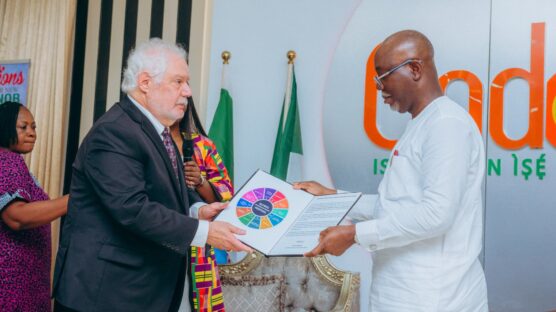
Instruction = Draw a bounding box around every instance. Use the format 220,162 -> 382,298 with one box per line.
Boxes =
54,264 -> 190,312
169,261 -> 192,312
54,301 -> 79,312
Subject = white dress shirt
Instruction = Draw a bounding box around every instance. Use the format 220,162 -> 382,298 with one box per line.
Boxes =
353,96 -> 488,311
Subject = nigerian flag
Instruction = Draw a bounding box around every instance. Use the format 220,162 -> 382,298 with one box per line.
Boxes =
270,61 -> 303,181
208,59 -> 234,181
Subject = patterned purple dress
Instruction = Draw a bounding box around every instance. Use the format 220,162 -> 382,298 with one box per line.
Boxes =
0,148 -> 51,312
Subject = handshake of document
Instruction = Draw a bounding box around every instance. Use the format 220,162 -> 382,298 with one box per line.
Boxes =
212,170 -> 361,257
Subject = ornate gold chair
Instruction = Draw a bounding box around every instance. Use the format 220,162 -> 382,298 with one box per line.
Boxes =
219,252 -> 360,312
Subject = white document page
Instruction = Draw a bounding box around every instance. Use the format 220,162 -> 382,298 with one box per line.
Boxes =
269,192 -> 362,255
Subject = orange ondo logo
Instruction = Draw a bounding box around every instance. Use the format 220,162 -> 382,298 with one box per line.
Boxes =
364,22 -> 556,150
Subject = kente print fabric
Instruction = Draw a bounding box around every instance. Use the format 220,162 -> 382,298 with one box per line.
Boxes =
191,241 -> 225,312
191,133 -> 233,202
189,133 -> 233,312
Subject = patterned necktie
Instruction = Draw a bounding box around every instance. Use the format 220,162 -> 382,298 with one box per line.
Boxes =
161,128 -> 179,179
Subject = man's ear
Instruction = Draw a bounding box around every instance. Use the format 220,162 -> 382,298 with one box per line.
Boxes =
137,72 -> 151,92
409,61 -> 422,81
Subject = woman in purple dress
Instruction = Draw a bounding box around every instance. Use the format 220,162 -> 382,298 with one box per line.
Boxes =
0,101 -> 68,312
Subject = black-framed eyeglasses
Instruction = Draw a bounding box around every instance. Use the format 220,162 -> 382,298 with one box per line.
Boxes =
374,59 -> 422,89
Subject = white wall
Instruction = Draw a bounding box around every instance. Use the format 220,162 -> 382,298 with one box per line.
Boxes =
207,0 -> 358,188
206,1 -> 556,311
205,0 -> 373,309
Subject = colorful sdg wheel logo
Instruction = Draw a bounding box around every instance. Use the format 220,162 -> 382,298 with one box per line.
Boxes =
236,188 -> 289,229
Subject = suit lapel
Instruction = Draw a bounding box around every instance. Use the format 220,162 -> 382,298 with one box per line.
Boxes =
118,98 -> 186,212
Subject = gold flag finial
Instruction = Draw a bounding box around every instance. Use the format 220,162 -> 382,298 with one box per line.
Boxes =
287,50 -> 296,64
222,51 -> 231,64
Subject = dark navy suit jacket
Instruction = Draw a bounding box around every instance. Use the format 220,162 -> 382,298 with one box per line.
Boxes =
53,96 -> 202,311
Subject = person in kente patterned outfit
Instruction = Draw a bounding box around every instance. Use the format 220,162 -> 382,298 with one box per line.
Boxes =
171,98 -> 233,312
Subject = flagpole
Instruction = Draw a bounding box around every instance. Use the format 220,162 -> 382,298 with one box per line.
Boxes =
222,50 -> 231,64
208,50 -> 234,182
283,51 -> 296,130
220,51 -> 230,90
271,50 -> 304,180
287,50 -> 296,64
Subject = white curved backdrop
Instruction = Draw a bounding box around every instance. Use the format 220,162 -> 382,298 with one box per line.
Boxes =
206,1 -> 556,310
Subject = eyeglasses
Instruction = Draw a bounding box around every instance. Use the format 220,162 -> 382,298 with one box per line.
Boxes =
374,59 -> 422,89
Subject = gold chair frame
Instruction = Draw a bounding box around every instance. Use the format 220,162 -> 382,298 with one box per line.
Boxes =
219,252 -> 360,311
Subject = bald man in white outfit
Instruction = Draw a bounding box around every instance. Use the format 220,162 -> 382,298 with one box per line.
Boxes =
297,30 -> 488,311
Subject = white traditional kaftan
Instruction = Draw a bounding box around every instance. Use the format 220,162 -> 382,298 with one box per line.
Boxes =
353,96 -> 488,311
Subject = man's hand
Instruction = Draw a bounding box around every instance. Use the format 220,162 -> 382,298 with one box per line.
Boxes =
293,181 -> 337,196
198,202 -> 227,220
207,221 -> 253,253
304,225 -> 356,257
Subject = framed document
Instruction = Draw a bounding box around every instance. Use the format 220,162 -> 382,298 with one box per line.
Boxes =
214,170 -> 361,256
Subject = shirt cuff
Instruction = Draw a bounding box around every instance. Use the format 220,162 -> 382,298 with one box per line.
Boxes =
189,201 -> 206,219
355,220 -> 380,251
190,220 -> 209,247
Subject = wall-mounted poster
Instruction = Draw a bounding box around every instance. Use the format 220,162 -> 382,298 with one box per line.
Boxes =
0,60 -> 30,105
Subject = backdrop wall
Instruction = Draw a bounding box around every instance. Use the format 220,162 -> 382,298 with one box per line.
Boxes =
206,0 -> 556,311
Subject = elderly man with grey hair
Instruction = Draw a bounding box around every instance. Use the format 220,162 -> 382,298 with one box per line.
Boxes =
53,38 -> 251,312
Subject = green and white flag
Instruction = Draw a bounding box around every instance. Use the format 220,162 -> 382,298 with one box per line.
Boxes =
270,62 -> 303,181
209,61 -> 234,181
